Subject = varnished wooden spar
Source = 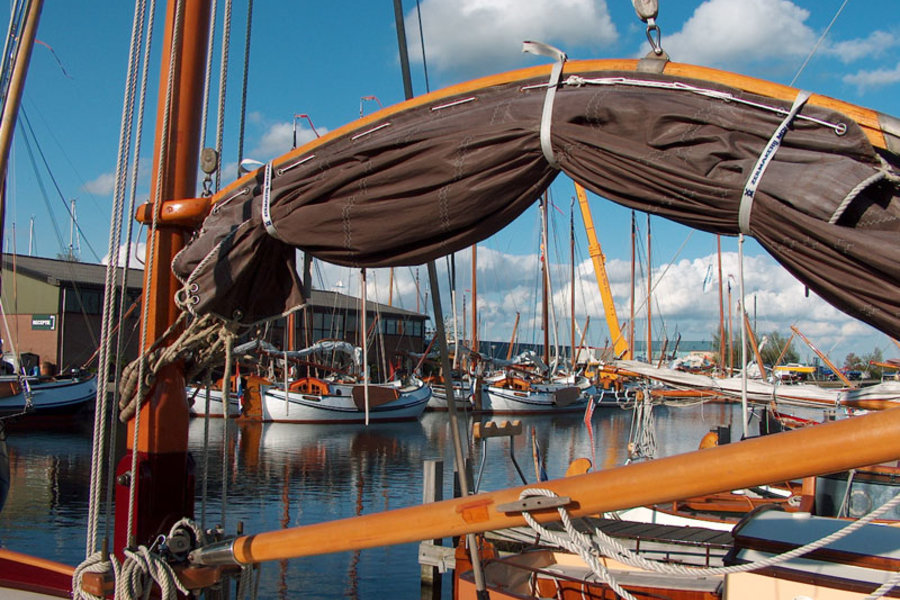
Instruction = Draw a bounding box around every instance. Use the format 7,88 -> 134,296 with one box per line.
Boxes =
190,407 -> 900,567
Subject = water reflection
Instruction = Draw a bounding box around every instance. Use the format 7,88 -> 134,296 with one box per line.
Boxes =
0,402 -> 754,599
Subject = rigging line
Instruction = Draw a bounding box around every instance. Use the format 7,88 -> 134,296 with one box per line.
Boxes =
128,0 -> 184,549
16,123 -> 100,351
414,0 -> 430,93
198,0 -> 217,159
104,0 -> 157,550
213,0 -> 233,192
790,0 -> 849,87
90,0 -> 149,557
18,110 -> 101,261
235,0 -> 253,178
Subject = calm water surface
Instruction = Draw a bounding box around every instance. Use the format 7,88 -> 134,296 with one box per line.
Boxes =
0,402 -> 751,598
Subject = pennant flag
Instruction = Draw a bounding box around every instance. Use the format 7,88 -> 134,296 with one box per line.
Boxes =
702,263 -> 713,293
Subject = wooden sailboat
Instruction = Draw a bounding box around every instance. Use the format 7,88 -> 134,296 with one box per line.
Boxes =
1,1 -> 900,598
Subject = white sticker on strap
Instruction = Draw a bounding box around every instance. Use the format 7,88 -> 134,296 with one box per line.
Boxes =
739,90 -> 812,235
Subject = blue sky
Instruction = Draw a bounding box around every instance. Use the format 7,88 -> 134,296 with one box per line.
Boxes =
7,0 -> 899,365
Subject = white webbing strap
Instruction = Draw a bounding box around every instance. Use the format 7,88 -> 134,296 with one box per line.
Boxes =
523,41 -> 567,169
739,90 -> 812,234
261,161 -> 281,239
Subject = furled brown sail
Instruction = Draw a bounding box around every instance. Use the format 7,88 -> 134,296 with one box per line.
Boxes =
173,59 -> 900,338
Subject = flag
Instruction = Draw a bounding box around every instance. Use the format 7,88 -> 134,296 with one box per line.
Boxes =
702,263 -> 713,293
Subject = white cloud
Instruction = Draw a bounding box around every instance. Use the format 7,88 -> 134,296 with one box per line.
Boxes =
299,243 -> 888,365
826,30 -> 899,64
249,121 -> 329,163
406,0 -> 617,78
842,62 -> 900,91
661,0 -> 816,68
83,172 -> 115,195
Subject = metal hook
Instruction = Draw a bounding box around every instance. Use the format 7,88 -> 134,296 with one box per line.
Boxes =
645,23 -> 663,56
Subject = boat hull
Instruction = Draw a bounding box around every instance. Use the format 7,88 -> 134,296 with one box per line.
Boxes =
481,384 -> 588,415
0,375 -> 96,425
260,380 -> 430,423
185,385 -> 241,418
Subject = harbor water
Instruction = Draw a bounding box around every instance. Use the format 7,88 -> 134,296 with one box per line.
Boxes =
0,401 -> 751,598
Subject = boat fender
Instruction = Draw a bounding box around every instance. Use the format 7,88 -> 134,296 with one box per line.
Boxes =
699,430 -> 718,449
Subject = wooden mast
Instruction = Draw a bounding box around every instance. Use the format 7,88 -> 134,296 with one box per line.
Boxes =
116,0 -> 211,555
471,243 -> 477,355
717,236 -> 726,373
645,214 -> 652,363
541,192 -> 550,366
629,212 -> 635,358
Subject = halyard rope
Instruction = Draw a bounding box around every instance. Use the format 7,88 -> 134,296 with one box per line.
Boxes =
86,0 -> 147,558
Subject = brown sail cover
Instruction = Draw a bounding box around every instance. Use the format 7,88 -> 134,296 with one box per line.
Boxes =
173,61 -> 900,338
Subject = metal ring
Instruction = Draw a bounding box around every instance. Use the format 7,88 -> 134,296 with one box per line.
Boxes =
190,295 -> 200,305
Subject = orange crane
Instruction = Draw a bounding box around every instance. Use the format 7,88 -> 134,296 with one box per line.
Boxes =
574,182 -> 630,360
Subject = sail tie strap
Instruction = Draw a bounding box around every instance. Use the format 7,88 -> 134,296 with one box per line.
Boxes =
261,161 -> 282,239
739,90 -> 812,235
522,41 -> 567,169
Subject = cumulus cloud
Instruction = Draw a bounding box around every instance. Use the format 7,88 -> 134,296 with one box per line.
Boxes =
301,243 -> 887,364
406,0 -> 618,79
83,172 -> 116,195
660,0 -> 816,68
826,30 -> 900,64
843,62 -> 900,91
249,120 -> 328,162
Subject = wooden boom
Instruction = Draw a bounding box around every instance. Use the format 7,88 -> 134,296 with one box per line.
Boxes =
190,407 -> 900,567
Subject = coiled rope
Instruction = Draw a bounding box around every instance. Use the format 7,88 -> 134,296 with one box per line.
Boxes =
118,312 -> 238,422
73,519 -> 205,600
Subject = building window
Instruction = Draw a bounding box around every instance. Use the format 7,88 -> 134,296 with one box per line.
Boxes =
64,288 -> 102,315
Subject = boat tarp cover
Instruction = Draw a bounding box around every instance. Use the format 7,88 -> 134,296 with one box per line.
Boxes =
173,63 -> 900,337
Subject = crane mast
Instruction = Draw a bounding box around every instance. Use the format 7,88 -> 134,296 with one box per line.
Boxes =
574,182 -> 630,360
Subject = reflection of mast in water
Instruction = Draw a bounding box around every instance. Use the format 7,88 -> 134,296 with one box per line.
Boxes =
278,460 -> 290,600
603,414 -> 625,469
344,450 -> 365,599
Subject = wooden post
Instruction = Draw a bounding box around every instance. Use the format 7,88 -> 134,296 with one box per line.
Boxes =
420,459 -> 443,599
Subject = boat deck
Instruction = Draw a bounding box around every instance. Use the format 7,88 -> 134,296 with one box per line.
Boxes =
420,516 -> 734,572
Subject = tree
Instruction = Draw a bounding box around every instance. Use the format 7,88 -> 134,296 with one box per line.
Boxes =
760,331 -> 798,366
843,352 -> 865,371
862,347 -> 884,379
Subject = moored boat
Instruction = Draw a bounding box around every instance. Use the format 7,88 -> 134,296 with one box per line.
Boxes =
255,375 -> 430,424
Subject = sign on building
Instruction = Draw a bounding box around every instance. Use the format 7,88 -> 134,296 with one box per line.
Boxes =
31,314 -> 56,330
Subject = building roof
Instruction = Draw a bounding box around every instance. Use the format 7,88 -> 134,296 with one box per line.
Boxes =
3,254 -> 427,319
2,253 -> 144,289
308,289 -> 426,319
